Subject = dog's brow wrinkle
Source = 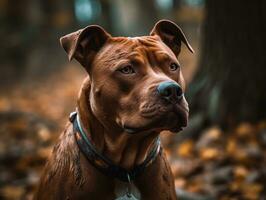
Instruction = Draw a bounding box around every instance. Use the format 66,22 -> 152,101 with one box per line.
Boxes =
115,49 -> 121,54
130,56 -> 145,66
155,52 -> 170,61
112,37 -> 128,43
97,37 -> 165,68
138,36 -> 158,47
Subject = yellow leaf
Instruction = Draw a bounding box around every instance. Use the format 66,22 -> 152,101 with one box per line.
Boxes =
177,140 -> 194,158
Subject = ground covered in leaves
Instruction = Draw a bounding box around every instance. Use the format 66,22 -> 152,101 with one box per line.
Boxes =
0,65 -> 265,200
163,123 -> 266,200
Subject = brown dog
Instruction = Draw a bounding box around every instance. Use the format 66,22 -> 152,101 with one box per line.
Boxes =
34,20 -> 193,200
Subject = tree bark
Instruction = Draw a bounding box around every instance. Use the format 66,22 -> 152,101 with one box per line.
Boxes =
188,0 -> 266,127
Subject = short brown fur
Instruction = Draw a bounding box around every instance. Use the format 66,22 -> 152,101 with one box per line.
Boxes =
34,20 -> 193,200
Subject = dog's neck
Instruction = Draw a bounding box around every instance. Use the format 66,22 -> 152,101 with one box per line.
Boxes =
77,78 -> 159,170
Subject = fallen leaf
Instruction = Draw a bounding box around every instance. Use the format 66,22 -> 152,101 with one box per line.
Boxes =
177,140 -> 194,158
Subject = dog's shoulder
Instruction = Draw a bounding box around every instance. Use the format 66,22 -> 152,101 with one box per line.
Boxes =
34,122 -> 85,199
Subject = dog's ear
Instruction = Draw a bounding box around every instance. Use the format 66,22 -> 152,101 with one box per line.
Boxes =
60,25 -> 111,67
150,20 -> 194,56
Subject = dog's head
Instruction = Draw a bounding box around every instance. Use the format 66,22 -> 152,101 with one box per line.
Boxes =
60,20 -> 193,134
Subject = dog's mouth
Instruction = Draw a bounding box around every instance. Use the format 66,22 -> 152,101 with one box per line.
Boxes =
122,103 -> 189,134
123,125 -> 151,134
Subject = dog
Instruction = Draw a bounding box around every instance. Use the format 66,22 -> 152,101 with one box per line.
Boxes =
34,20 -> 193,200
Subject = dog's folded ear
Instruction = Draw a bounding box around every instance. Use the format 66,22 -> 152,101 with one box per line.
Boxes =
60,25 -> 111,67
150,20 -> 194,56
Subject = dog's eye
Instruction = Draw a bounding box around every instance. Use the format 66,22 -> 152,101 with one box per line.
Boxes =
169,63 -> 179,71
119,65 -> 135,74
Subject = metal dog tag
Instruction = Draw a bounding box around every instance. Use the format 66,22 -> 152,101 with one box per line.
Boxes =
115,183 -> 139,200
115,193 -> 138,200
115,174 -> 140,200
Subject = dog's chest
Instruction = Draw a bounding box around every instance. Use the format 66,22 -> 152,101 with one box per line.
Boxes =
114,180 -> 141,200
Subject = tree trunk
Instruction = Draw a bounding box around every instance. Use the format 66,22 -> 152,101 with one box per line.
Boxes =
188,0 -> 266,128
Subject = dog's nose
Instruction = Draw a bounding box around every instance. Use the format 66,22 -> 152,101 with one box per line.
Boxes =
157,81 -> 183,102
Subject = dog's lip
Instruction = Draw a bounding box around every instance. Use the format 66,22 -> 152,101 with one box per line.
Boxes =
173,103 -> 189,127
122,118 -> 168,134
123,123 -> 184,134
122,112 -> 188,135
123,125 -> 151,134
121,102 -> 189,134
173,102 -> 189,113
140,103 -> 189,119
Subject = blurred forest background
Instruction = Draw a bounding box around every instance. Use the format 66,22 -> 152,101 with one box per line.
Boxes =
1,0 -> 266,199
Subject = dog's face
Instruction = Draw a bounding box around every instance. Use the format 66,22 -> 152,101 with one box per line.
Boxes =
60,20 -> 193,134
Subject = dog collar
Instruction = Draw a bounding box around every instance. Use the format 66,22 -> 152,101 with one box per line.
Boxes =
69,111 -> 161,182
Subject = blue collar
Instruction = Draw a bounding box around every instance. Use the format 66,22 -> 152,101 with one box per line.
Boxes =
69,111 -> 161,182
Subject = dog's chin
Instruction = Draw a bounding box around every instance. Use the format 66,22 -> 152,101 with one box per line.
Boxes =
122,105 -> 188,134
